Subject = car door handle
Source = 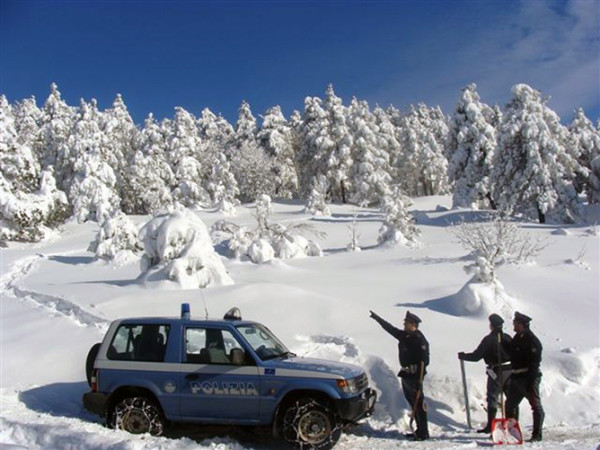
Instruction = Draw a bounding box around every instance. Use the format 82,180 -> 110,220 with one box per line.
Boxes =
185,373 -> 200,381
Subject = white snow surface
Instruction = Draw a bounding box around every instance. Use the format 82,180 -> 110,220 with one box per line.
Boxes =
1,196 -> 599,449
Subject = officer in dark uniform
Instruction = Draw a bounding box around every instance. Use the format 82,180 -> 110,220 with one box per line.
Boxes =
503,311 -> 544,442
458,313 -> 512,433
370,310 -> 430,441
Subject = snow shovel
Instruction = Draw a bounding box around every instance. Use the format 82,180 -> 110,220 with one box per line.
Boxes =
459,358 -> 472,429
491,333 -> 523,445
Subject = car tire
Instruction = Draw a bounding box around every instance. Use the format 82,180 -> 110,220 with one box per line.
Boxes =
111,396 -> 165,436
85,343 -> 101,386
281,398 -> 341,449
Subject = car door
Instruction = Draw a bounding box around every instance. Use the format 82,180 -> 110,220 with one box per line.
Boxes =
180,326 -> 261,421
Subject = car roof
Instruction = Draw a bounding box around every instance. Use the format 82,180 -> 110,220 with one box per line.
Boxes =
114,317 -> 260,327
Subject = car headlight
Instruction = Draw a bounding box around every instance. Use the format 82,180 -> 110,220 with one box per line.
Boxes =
336,377 -> 359,394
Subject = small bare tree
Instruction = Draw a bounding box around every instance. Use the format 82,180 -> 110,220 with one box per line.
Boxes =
451,215 -> 548,283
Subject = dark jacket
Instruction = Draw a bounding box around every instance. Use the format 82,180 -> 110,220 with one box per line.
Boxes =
462,330 -> 512,367
504,328 -> 542,377
372,313 -> 429,377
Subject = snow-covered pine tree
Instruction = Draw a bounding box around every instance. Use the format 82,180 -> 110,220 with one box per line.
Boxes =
102,94 -> 138,203
231,101 -> 275,201
37,83 -> 75,191
206,153 -> 239,215
257,106 -> 299,199
377,185 -> 419,247
232,140 -> 275,202
569,108 -> 600,203
491,84 -> 582,223
374,105 -> 401,187
305,174 -> 331,216
322,84 -> 353,203
447,84 -> 497,209
13,96 -> 43,185
296,96 -> 334,215
167,107 -> 209,208
348,98 -> 392,206
396,104 -> 449,197
121,113 -> 175,214
68,99 -> 120,223
0,95 -> 40,194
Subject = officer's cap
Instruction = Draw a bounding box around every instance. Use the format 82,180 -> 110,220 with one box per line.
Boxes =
489,313 -> 504,327
404,311 -> 421,324
514,311 -> 532,324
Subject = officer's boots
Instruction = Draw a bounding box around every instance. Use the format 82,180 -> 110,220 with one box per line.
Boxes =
529,410 -> 544,442
477,407 -> 496,433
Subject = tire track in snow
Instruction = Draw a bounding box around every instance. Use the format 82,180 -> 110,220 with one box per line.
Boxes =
1,254 -> 109,330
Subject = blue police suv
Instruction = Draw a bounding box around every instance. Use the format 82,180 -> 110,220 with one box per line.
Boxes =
83,305 -> 376,448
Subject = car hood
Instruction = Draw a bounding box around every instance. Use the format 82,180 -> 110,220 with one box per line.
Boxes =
267,356 -> 364,379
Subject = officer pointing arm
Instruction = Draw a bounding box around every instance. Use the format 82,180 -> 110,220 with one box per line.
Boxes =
369,309 -> 430,441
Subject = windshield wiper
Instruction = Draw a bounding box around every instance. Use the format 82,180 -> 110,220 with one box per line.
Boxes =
263,351 -> 296,361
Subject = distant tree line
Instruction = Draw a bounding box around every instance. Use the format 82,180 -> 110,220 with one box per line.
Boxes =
1,82 -> 598,241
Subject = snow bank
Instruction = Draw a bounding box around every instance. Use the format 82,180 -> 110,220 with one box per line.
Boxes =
138,209 -> 233,289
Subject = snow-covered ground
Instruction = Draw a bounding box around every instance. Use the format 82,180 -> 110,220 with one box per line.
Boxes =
1,196 -> 599,449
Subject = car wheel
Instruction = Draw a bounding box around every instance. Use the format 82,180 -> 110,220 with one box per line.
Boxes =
85,343 -> 101,386
111,396 -> 164,436
281,398 -> 341,449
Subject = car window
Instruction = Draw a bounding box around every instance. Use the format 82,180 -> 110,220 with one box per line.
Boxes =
236,323 -> 289,360
108,324 -> 170,362
185,328 -> 250,365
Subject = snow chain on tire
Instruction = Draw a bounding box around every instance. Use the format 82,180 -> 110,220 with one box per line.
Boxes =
113,396 -> 164,436
282,399 -> 341,449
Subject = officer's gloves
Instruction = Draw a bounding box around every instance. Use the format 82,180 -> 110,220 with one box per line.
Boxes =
458,352 -> 466,360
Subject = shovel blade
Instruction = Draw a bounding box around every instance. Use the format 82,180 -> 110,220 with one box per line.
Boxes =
491,418 -> 523,445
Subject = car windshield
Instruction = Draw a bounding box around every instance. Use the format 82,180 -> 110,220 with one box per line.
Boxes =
237,323 -> 294,361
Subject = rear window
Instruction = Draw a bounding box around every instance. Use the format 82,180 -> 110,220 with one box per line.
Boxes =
108,324 -> 170,362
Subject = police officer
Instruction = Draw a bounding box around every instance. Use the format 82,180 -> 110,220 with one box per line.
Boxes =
503,311 -> 544,442
370,310 -> 430,441
458,313 -> 512,433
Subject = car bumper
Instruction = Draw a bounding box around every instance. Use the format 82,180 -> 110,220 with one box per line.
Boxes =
82,391 -> 108,417
335,388 -> 377,423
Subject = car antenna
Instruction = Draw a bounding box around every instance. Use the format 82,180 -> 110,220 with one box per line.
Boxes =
201,289 -> 209,319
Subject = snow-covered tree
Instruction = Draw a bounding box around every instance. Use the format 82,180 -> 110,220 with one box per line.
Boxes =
122,113 -> 174,214
205,153 -> 239,215
451,215 -> 547,284
305,174 -> 331,216
254,194 -> 272,235
377,185 -> 419,247
102,94 -> 138,199
447,84 -> 497,209
167,107 -> 209,208
569,108 -> 600,203
139,208 -> 233,289
232,140 -> 275,202
0,96 -> 40,194
396,104 -> 449,197
257,106 -> 298,199
491,84 -> 581,223
68,99 -> 120,223
297,96 -> 331,201
0,168 -> 68,242
348,98 -> 391,206
88,211 -> 142,262
322,85 -> 353,203
234,100 -> 258,147
37,83 -> 75,190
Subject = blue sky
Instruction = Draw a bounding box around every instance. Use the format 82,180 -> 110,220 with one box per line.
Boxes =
1,0 -> 598,125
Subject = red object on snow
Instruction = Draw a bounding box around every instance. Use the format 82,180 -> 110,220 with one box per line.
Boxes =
491,418 -> 523,445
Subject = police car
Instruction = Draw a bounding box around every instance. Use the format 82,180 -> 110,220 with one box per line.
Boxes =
83,304 -> 376,448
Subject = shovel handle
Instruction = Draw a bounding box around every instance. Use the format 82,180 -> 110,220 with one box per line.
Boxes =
460,358 -> 472,429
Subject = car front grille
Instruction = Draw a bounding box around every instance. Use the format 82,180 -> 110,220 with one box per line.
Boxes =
355,372 -> 369,391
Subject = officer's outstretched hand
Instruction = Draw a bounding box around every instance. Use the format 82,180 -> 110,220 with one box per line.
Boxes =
369,310 -> 377,319
458,352 -> 465,360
